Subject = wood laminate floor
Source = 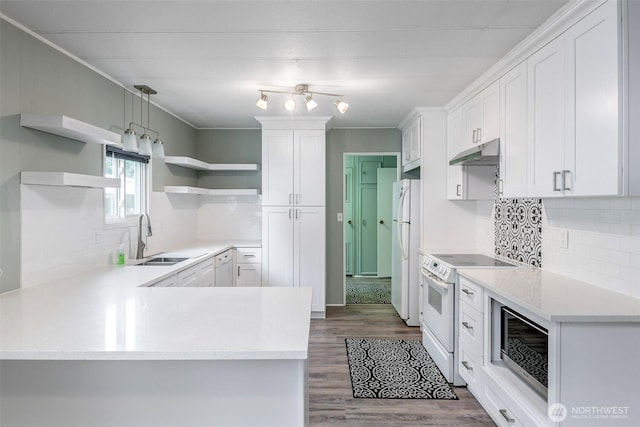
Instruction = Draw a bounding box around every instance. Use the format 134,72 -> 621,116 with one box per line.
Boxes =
309,304 -> 496,427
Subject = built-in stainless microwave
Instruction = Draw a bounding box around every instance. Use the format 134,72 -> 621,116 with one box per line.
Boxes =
500,306 -> 549,398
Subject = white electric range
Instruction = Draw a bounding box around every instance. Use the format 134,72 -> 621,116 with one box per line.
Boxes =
420,253 -> 519,386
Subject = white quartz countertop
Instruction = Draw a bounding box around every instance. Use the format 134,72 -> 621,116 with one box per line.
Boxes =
457,268 -> 640,323
0,240 -> 313,361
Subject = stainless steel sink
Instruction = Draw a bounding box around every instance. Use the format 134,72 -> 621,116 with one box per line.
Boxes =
135,257 -> 189,266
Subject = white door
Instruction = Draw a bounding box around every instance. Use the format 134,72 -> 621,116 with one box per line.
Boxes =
294,130 -> 325,206
527,36 -> 565,197
447,108 -> 464,200
564,0 -> 619,196
262,206 -> 294,287
262,130 -> 294,206
499,61 -> 528,197
376,168 -> 396,278
294,206 -> 325,312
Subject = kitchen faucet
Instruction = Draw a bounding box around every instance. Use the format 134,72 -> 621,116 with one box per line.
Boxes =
136,212 -> 153,259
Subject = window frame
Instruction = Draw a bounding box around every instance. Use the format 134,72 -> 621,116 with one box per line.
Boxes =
104,146 -> 151,228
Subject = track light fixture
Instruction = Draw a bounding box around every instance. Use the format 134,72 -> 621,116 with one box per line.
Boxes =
255,84 -> 349,114
121,85 -> 165,158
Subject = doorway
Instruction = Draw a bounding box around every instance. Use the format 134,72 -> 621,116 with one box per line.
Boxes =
343,154 -> 399,304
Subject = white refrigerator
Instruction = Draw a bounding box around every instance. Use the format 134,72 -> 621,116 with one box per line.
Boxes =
391,179 -> 421,326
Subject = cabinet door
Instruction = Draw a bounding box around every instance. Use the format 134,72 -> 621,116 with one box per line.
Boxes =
462,97 -> 482,149
294,130 -> 325,206
447,108 -> 464,199
294,207 -> 325,313
149,274 -> 178,287
480,81 -> 500,143
262,207 -> 294,287
262,130 -> 294,205
564,0 -> 620,196
178,265 -> 198,287
198,258 -> 215,287
527,36 -> 565,197
499,61 -> 528,197
402,117 -> 421,167
237,264 -> 262,287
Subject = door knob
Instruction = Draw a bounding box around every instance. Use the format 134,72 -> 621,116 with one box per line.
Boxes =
379,220 -> 384,224
348,220 -> 352,225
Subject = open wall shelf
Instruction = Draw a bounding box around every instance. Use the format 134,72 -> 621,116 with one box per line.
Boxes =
20,113 -> 122,147
21,172 -> 120,189
164,186 -> 260,196
164,156 -> 260,172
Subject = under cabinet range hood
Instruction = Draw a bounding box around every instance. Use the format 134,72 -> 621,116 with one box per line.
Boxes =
449,138 -> 500,166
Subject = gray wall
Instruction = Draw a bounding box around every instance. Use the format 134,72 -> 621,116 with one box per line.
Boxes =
196,130 -> 261,190
326,128 -> 402,305
0,19 -> 197,292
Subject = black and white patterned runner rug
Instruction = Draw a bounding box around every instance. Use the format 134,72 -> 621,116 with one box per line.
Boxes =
345,338 -> 458,399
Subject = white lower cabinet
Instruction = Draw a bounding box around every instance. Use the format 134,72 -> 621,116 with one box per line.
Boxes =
235,247 -> 262,287
484,381 -> 526,427
262,206 -> 325,316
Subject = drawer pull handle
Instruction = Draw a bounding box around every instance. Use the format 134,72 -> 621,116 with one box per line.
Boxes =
461,361 -> 473,371
243,254 -> 256,258
462,288 -> 474,297
499,409 -> 515,424
462,321 -> 473,331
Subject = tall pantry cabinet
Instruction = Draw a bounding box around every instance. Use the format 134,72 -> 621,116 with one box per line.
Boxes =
257,117 -> 330,318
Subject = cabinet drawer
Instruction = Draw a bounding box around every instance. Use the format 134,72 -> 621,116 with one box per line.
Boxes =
484,383 -> 525,427
459,301 -> 484,355
148,274 -> 178,287
458,340 -> 483,394
178,265 -> 198,287
236,247 -> 262,264
459,276 -> 483,312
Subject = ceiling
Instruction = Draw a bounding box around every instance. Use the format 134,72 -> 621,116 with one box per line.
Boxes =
0,0 -> 569,129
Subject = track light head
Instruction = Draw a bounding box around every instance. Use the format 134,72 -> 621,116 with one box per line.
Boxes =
284,98 -> 296,112
256,92 -> 268,110
335,98 -> 349,114
305,95 -> 318,111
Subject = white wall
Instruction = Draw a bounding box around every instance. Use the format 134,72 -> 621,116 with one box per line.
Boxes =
542,197 -> 640,298
475,200 -> 495,254
20,186 -> 198,288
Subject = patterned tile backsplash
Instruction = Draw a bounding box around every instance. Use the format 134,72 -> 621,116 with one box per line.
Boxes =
495,198 -> 543,267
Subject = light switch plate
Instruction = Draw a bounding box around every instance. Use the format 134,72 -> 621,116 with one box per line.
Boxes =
337,213 -> 343,222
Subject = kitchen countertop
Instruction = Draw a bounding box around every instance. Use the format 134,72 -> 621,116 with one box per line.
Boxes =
0,240 -> 313,361
458,267 -> 640,323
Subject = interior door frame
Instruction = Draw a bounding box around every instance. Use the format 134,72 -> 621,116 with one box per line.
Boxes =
342,152 -> 401,305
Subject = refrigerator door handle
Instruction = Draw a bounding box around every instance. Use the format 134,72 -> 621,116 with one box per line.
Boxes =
396,184 -> 409,260
397,220 -> 408,261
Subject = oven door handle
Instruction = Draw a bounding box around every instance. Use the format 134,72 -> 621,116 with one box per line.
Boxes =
424,273 -> 452,291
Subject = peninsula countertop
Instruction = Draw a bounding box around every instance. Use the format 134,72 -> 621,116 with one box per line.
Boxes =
457,267 -> 640,323
0,240 -> 313,361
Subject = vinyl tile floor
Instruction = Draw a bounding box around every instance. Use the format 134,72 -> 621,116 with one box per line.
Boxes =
308,304 -> 496,426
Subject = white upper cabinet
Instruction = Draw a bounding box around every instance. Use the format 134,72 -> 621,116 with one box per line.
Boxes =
262,129 -> 325,206
461,81 -> 500,149
499,61 -> 528,198
401,116 -> 421,172
447,107 -> 496,201
528,0 -> 620,197
564,0 -> 620,196
447,108 -> 464,200
527,35 -> 566,197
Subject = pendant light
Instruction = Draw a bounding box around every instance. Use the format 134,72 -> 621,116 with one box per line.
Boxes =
138,87 -> 153,156
152,138 -> 165,158
122,92 -> 138,152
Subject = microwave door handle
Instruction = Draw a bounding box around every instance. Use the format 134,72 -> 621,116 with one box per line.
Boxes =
503,307 -> 548,335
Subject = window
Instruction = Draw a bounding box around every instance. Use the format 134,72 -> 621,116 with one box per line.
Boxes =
104,146 -> 149,222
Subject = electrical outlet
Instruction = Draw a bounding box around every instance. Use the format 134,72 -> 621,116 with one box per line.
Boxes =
559,229 -> 569,249
337,213 -> 343,222
93,230 -> 103,244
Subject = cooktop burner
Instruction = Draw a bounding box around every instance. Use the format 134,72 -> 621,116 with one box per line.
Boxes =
432,253 -> 517,268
